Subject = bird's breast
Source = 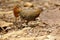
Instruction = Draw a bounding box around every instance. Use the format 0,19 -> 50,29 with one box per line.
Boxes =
19,7 -> 42,20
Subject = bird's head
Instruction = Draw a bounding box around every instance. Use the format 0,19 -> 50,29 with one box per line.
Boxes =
13,5 -> 21,17
13,5 -> 21,13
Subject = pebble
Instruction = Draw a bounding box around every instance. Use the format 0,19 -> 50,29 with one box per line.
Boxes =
24,2 -> 33,7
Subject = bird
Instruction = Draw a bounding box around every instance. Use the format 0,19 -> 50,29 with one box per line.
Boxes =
13,4 -> 43,24
20,7 -> 43,21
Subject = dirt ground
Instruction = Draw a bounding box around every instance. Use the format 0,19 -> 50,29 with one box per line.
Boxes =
0,0 -> 60,40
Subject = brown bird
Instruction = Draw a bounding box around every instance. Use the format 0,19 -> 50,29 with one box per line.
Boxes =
13,5 -> 43,24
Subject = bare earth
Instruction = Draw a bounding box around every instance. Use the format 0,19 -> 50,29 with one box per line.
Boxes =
0,0 -> 60,40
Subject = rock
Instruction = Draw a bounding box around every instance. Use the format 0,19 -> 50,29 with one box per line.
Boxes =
24,2 -> 33,7
0,20 -> 13,27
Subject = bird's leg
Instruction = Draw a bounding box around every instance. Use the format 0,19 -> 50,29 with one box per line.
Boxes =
13,17 -> 19,30
25,20 -> 29,25
19,18 -> 28,28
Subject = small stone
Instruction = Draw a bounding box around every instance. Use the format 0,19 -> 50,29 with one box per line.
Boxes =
24,2 -> 33,7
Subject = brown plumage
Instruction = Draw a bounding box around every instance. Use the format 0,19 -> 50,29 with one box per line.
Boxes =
20,7 -> 43,21
13,5 -> 43,21
13,5 -> 21,18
